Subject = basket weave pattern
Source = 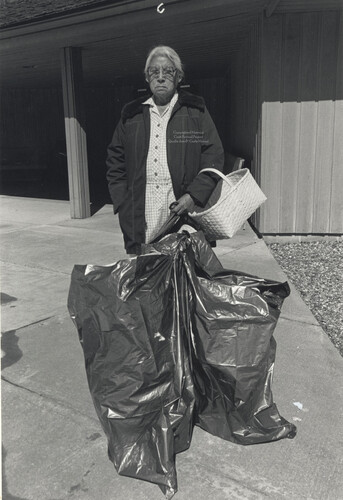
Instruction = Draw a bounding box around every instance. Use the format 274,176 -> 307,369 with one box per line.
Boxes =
190,168 -> 267,240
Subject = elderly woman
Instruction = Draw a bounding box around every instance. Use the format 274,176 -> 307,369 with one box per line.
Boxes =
106,45 -> 224,254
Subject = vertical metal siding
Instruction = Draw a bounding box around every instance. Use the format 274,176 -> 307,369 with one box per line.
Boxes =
296,12 -> 320,233
330,11 -> 343,232
280,14 -> 301,233
313,12 -> 338,232
260,14 -> 283,233
260,10 -> 343,234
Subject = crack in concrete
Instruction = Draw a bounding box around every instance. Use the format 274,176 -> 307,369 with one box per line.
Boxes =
1,375 -> 99,426
279,315 -> 321,328
2,315 -> 55,334
0,258 -> 71,276
215,240 -> 259,256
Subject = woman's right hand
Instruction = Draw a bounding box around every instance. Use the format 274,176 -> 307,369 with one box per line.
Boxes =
170,194 -> 195,215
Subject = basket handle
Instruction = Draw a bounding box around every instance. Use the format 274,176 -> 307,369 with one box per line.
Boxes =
198,167 -> 246,186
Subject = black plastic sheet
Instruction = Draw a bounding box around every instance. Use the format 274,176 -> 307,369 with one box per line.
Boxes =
68,231 -> 296,498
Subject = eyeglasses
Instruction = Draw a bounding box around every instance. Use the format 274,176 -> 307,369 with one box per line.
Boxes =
147,66 -> 177,80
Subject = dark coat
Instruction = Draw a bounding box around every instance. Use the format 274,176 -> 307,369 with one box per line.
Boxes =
106,90 -> 224,253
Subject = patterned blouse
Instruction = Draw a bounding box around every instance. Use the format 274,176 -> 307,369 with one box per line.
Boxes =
143,92 -> 179,243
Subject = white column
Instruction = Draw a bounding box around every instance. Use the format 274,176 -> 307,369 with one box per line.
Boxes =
60,46 -> 91,218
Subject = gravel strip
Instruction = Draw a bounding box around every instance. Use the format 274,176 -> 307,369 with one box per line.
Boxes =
267,240 -> 343,357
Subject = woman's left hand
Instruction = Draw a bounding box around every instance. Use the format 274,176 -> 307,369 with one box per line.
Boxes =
170,194 -> 195,215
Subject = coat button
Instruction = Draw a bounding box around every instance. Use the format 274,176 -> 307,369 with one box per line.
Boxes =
154,159 -> 158,163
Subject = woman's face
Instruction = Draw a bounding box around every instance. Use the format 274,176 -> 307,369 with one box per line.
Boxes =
146,55 -> 180,105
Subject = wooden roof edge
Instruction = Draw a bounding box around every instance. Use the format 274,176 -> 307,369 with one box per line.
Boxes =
0,0 -> 123,29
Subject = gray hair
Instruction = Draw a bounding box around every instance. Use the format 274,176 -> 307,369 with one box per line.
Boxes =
144,45 -> 184,80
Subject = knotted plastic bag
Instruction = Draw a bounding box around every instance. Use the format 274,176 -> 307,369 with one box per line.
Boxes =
68,231 -> 296,499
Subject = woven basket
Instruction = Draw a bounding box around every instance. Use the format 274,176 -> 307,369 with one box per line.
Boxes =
189,168 -> 267,240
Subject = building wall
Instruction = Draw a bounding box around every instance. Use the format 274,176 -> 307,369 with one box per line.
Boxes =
227,21 -> 260,170
259,10 -> 343,234
0,86 -> 133,201
0,79 -> 228,200
190,77 -> 229,151
0,88 -> 65,162
225,20 -> 262,225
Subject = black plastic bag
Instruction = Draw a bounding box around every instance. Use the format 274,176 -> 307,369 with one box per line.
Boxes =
68,231 -> 296,499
